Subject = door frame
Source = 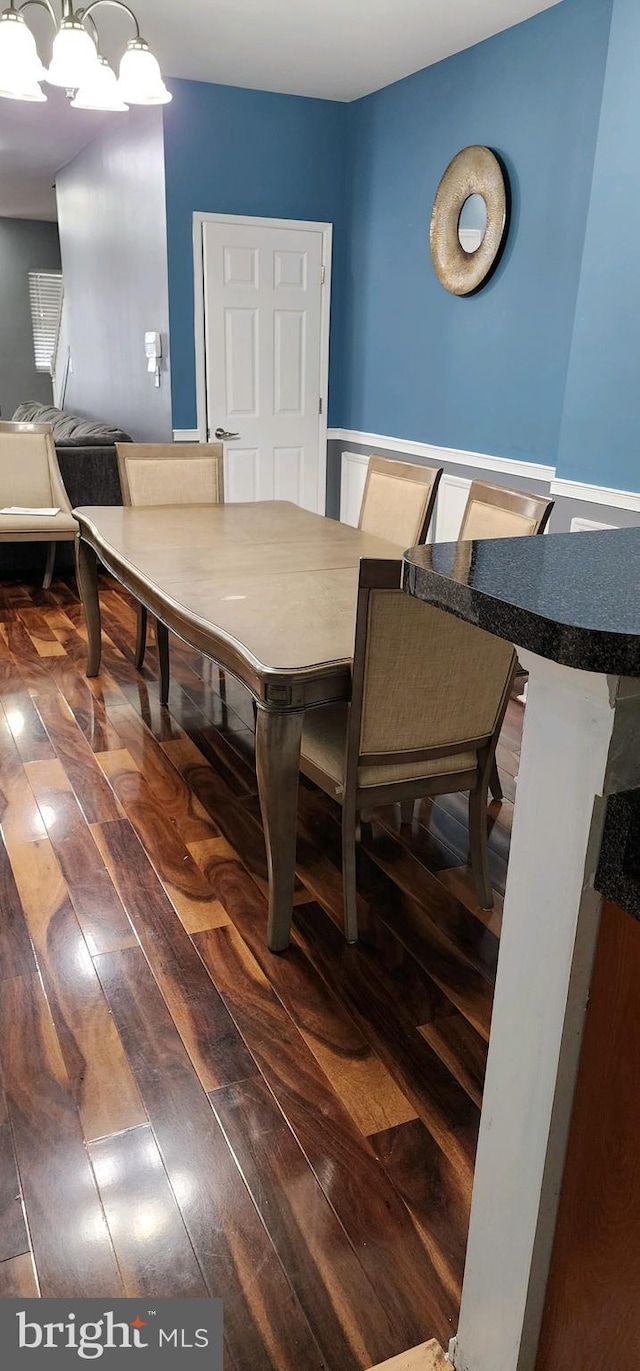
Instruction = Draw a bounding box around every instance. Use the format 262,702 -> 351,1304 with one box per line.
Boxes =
193,211 -> 333,515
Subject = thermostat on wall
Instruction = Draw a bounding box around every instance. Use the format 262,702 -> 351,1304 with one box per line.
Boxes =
145,331 -> 162,386
145,331 -> 162,359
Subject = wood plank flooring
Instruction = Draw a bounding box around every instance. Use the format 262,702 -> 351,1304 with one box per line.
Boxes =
0,571 -> 522,1369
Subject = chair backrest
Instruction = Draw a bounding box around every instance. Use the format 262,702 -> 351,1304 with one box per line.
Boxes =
116,442 -> 224,508
459,480 -> 553,541
0,420 -> 73,513
0,420 -> 52,434
358,455 -> 442,547
347,559 -> 516,772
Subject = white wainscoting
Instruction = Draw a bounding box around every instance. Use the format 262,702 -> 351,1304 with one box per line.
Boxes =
339,451 -> 472,543
433,473 -> 471,542
340,451 -> 368,527
336,432 -> 557,543
570,516 -> 618,533
173,429 -> 200,442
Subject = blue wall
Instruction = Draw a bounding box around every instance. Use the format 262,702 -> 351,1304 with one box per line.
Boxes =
337,0 -> 613,467
163,79 -> 348,431
162,0 -> 640,490
557,0 -> 640,489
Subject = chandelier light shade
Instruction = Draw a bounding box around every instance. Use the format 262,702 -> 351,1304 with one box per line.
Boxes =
0,8 -> 48,101
0,0 -> 170,113
71,54 -> 128,111
47,17 -> 100,88
118,38 -> 172,105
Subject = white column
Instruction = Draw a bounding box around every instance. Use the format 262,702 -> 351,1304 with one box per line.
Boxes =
450,653 -> 640,1371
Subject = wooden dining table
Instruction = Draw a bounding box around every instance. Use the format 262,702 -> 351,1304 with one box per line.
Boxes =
73,501 -> 401,951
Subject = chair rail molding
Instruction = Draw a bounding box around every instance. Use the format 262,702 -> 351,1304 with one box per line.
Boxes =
550,475 -> 640,512
328,429 -> 556,485
173,429 -> 200,443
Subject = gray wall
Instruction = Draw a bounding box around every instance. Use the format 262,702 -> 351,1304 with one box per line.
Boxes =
0,217 -> 61,421
326,439 -> 553,520
327,440 -> 640,536
56,108 -> 172,441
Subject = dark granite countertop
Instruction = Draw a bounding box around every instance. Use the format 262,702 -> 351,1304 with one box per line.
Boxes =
403,527 -> 640,676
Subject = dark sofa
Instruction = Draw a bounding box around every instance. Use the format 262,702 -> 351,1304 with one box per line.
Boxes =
12,401 -> 130,509
1,402 -> 131,574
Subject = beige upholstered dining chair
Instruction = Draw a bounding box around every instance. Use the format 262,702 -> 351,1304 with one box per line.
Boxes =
299,559 -> 516,942
458,480 -> 554,801
0,420 -> 78,588
358,455 -> 442,546
459,479 -> 554,541
116,442 -> 224,704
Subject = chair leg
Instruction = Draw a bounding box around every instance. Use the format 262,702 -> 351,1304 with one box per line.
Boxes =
358,812 -> 373,844
134,603 -> 148,670
489,758 -> 503,803
469,782 -> 494,910
341,796 -> 359,944
156,619 -> 170,707
43,541 -> 56,590
399,799 -> 415,826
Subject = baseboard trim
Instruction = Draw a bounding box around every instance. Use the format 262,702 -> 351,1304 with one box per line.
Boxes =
550,475 -> 640,512
173,429 -> 199,442
327,428 -> 555,484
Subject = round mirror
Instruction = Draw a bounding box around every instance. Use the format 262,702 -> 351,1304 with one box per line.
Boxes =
457,193 -> 488,254
430,146 -> 509,295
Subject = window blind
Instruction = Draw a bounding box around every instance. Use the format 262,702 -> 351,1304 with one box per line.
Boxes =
28,271 -> 63,373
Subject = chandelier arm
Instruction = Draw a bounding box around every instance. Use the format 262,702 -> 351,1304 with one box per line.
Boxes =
18,0 -> 59,26
82,9 -> 98,43
78,0 -> 140,39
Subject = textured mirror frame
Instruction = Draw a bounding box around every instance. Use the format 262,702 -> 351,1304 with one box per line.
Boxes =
430,145 -> 509,296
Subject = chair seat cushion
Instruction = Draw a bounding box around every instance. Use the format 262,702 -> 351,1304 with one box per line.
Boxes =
300,701 -> 477,794
0,510 -> 78,539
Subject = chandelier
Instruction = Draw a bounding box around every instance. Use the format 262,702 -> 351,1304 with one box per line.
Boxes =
0,0 -> 171,110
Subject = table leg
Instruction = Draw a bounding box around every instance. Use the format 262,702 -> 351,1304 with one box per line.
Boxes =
74,536 -> 102,677
156,619 -> 170,706
255,705 -> 304,952
134,603 -> 148,670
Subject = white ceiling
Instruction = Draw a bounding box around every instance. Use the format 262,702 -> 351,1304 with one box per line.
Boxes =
105,0 -> 562,102
0,90 -> 112,220
0,0 -> 562,221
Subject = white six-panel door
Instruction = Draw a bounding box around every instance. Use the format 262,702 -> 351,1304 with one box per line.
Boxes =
200,216 -> 329,512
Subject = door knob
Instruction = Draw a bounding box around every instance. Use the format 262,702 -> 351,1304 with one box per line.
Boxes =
214,427 -> 240,440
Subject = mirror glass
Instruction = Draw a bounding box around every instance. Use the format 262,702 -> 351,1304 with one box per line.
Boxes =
457,194 -> 488,254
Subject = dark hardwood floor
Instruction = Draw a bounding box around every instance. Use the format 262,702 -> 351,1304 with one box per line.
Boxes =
0,571 -> 521,1369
